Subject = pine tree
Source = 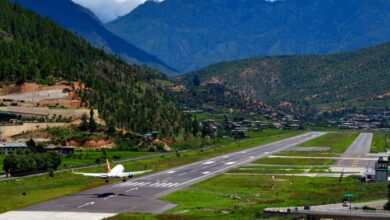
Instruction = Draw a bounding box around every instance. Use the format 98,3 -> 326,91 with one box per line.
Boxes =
80,113 -> 88,131
192,117 -> 200,137
89,109 -> 97,132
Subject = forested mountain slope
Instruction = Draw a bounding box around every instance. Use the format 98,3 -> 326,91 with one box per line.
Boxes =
107,0 -> 390,73
180,43 -> 390,110
13,0 -> 177,74
0,0 -> 189,136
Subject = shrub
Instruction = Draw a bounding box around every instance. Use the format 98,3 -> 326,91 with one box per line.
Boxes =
95,158 -> 102,164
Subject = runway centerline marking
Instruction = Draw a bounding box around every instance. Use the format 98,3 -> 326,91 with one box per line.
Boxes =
202,171 -> 210,174
224,162 -> 236,165
104,195 -> 117,200
176,133 -> 325,188
77,201 -> 95,209
125,187 -> 139,193
203,161 -> 215,165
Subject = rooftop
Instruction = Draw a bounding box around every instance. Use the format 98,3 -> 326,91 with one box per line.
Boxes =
0,142 -> 27,148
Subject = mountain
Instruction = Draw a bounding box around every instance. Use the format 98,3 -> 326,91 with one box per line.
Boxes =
0,0 -> 189,136
107,0 -> 390,73
12,0 -> 177,74
179,43 -> 390,111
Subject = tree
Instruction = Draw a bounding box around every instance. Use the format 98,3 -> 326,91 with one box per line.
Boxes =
192,117 -> 200,137
26,138 -> 36,151
79,113 -> 88,131
101,149 -> 107,159
89,109 -> 97,131
47,152 -> 61,170
192,75 -> 200,87
2,154 -> 17,177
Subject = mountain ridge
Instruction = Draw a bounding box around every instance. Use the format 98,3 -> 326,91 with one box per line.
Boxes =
13,0 -> 177,74
107,0 -> 390,73
179,42 -> 390,111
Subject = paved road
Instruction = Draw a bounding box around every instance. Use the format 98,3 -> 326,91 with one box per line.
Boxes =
0,132 -> 325,220
331,133 -> 375,171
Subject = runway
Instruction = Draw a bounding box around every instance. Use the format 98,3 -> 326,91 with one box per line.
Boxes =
0,132 -> 325,220
331,133 -> 375,172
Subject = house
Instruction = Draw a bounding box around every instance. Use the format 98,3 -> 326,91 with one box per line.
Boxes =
0,142 -> 27,154
0,110 -> 19,123
289,123 -> 300,129
272,123 -> 284,129
45,145 -> 76,155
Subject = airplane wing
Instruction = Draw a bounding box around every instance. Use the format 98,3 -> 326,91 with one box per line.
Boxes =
120,170 -> 152,177
73,172 -> 108,177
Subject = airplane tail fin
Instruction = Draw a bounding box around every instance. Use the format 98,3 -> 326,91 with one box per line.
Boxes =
106,159 -> 111,174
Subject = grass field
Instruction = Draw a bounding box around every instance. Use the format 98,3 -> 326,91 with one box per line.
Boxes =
162,176 -> 386,219
298,132 -> 358,153
60,151 -> 155,168
111,174 -> 386,220
371,131 -> 390,153
0,130 -> 303,213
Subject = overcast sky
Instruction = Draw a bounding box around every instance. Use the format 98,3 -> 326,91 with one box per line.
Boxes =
72,0 -> 156,23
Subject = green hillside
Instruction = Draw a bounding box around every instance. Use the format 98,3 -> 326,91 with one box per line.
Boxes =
182,43 -> 390,110
0,0 -> 189,136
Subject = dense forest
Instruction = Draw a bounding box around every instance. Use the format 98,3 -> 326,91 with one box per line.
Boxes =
0,0 -> 190,136
12,0 -> 177,74
182,43 -> 390,110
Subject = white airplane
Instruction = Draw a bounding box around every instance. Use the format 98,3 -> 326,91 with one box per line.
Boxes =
73,159 -> 151,183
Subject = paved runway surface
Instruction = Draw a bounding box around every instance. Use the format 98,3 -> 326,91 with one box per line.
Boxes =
0,132 -> 325,220
331,133 -> 375,171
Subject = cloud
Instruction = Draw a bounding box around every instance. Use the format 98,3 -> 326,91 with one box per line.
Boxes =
72,0 -> 149,23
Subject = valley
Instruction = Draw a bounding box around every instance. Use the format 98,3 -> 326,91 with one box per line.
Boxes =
0,0 -> 390,220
